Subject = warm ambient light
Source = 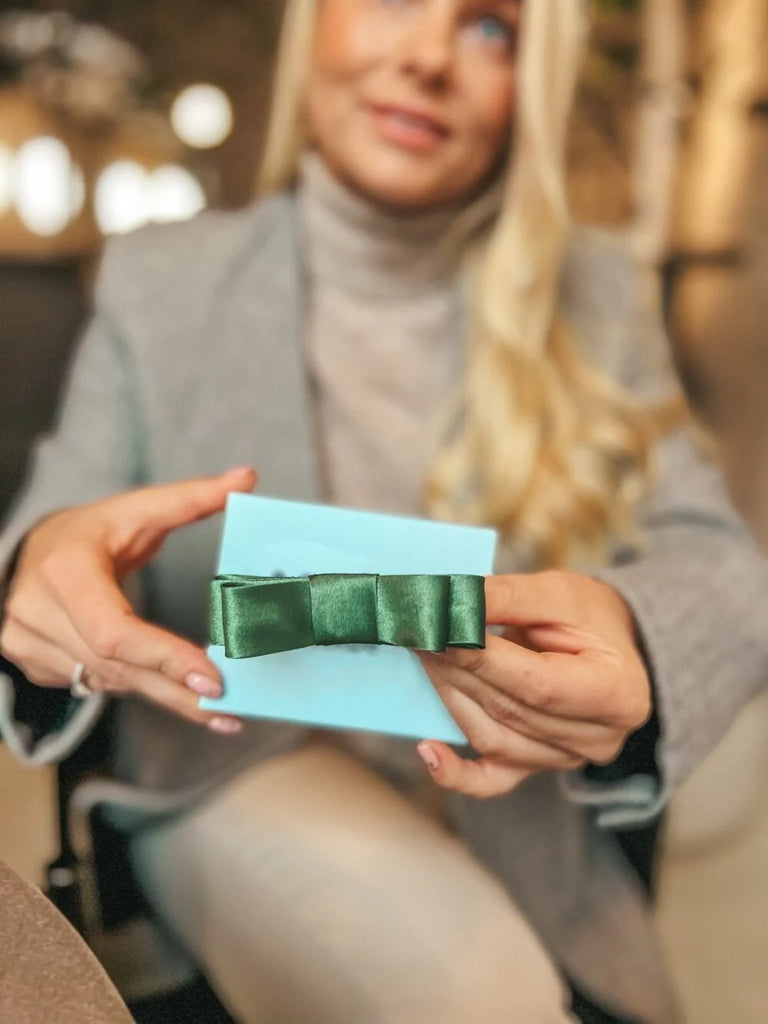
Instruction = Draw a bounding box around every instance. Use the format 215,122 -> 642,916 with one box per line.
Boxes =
0,143 -> 13,213
94,159 -> 206,235
170,84 -> 233,150
13,135 -> 84,236
149,164 -> 206,223
94,159 -> 149,235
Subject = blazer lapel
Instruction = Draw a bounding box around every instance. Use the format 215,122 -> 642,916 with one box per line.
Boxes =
206,194 -> 321,503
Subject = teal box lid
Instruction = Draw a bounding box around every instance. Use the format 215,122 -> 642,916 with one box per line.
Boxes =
202,493 -> 497,743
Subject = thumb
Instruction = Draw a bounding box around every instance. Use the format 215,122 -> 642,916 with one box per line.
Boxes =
110,466 -> 257,557
484,572 -> 579,628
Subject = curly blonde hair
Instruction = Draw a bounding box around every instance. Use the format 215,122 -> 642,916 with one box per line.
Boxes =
259,0 -> 659,567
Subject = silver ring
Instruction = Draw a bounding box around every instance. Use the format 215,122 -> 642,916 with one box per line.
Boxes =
69,661 -> 92,698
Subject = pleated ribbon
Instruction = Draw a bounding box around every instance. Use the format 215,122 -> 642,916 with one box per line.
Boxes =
210,573 -> 486,659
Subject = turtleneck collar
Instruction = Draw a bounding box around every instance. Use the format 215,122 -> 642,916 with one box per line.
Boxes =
297,150 -> 501,298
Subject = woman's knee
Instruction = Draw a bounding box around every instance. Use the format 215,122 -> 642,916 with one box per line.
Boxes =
132,743 -> 575,1023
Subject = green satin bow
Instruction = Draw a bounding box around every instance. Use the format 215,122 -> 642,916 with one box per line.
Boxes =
210,573 -> 486,659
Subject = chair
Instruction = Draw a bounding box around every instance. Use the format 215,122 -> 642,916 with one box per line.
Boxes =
39,700 -> 235,1023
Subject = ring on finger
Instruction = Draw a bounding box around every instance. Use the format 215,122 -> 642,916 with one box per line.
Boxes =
69,661 -> 93,699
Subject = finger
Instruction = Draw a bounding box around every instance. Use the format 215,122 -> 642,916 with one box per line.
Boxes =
421,648 -> 619,756
417,741 -> 532,799
426,636 -> 621,722
501,624 -> 538,651
23,544 -> 222,698
7,572 -> 156,691
2,576 -> 105,688
485,575 -> 636,657
1,614 -> 241,733
484,573 -> 581,628
111,466 -> 257,556
3,606 -> 188,703
45,548 -> 222,692
126,666 -> 242,733
424,677 -> 587,769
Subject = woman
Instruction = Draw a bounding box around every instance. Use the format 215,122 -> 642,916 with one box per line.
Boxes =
1,1 -> 766,1022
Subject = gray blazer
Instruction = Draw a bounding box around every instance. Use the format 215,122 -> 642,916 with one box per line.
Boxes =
2,194 -> 768,1023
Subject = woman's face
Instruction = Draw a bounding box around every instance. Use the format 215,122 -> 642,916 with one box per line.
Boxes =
306,0 -> 521,211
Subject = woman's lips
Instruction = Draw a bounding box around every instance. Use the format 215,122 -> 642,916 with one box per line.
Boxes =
370,104 -> 451,153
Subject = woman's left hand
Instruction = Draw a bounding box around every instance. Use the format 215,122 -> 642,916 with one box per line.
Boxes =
417,571 -> 651,798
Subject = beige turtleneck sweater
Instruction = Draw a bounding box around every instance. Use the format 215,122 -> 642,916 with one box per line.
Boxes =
297,154 -> 499,780
298,152 -> 484,518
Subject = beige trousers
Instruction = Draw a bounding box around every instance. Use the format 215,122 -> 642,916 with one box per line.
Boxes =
133,740 -> 576,1024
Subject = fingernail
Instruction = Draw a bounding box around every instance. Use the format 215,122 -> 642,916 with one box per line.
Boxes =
417,742 -> 440,773
226,465 -> 254,477
185,672 -> 222,699
208,716 -> 244,736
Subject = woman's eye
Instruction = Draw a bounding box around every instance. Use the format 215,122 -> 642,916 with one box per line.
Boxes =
468,14 -> 516,50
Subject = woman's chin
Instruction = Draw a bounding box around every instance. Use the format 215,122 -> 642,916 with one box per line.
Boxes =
315,130 -> 476,213
340,163 -> 464,214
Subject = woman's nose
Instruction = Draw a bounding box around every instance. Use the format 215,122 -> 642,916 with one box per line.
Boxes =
397,7 -> 456,87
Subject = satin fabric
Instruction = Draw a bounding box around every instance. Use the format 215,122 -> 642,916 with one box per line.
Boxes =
210,573 -> 486,659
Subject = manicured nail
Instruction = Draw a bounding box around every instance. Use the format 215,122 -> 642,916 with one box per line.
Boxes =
185,672 -> 222,699
417,742 -> 440,773
208,716 -> 243,736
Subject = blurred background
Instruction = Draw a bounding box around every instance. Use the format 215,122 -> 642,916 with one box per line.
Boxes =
0,1 -> 767,1022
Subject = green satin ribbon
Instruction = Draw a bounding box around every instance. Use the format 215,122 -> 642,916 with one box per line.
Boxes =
210,573 -> 486,659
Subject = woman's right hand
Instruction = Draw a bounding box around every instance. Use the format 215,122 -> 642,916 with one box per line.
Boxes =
0,467 -> 256,734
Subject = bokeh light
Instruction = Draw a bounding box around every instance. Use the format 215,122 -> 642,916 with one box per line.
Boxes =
94,159 -> 149,235
149,164 -> 206,223
13,136 -> 83,236
0,143 -> 14,214
170,83 -> 233,150
94,159 -> 206,235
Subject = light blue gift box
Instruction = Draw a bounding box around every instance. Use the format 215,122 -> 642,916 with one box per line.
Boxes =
202,494 -> 497,743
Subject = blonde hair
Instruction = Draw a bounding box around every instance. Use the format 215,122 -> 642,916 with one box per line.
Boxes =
260,0 -> 659,567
